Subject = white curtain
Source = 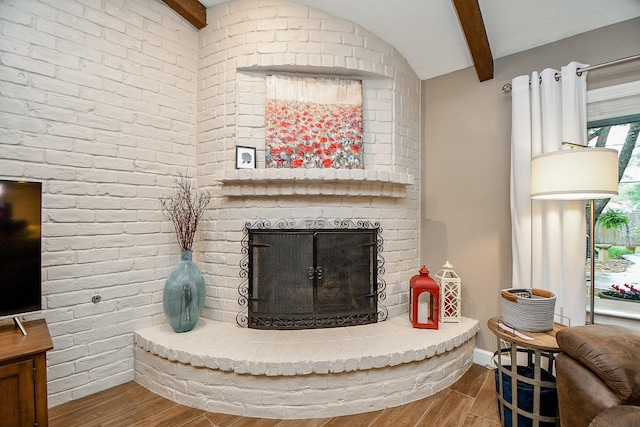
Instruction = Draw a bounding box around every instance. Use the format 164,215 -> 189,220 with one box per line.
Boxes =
510,62 -> 589,327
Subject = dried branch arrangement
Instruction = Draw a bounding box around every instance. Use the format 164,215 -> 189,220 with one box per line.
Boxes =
160,174 -> 212,251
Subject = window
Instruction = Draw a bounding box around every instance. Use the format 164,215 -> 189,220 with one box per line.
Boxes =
587,80 -> 640,320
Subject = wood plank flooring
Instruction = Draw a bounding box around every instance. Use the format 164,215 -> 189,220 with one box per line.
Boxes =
49,364 -> 500,427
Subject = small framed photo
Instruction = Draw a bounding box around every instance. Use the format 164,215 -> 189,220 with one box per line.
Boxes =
235,145 -> 257,169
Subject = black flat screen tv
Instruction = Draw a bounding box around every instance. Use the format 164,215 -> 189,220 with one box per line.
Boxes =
0,180 -> 42,320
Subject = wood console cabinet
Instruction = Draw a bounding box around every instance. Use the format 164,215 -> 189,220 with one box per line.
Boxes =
0,319 -> 53,427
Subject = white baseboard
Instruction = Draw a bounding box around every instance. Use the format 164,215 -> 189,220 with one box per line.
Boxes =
473,347 -> 494,369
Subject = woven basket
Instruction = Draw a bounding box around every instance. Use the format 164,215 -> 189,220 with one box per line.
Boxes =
500,288 -> 556,332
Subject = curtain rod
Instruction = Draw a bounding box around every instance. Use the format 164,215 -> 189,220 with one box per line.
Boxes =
501,54 -> 640,94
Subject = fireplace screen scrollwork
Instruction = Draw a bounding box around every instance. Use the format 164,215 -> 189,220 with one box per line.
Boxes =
237,218 -> 388,329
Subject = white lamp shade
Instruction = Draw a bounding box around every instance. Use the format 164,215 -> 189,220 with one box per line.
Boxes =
531,148 -> 619,200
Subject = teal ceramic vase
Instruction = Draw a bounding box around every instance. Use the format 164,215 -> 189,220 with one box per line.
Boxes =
163,250 -> 206,332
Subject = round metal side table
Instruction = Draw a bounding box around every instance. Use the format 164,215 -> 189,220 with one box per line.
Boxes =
488,316 -> 566,427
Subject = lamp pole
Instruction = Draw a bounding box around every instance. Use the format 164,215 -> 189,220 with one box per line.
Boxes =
589,199 -> 596,325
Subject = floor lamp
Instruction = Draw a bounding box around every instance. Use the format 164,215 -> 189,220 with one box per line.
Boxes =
530,147 -> 619,325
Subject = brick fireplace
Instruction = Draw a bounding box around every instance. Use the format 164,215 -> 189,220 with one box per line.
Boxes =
196,0 -> 421,326
134,0 -> 478,419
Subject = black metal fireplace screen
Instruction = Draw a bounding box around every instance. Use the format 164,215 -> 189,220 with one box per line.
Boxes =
237,218 -> 387,329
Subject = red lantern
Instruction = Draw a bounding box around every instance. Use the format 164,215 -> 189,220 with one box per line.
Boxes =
409,265 -> 440,329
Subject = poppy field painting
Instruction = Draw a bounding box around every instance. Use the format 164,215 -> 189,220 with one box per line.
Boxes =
265,75 -> 363,169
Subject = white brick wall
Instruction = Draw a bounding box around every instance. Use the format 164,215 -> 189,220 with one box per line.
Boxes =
0,0 -> 421,409
0,0 -> 198,407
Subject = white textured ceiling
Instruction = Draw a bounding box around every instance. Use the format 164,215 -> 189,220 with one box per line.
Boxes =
198,0 -> 640,80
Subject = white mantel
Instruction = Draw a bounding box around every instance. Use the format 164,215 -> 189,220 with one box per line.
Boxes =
221,169 -> 414,197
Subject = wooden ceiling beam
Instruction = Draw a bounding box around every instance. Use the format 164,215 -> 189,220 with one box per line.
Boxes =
162,0 -> 207,29
452,0 -> 493,82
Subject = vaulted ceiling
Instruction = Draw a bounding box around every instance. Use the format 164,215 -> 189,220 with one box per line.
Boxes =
165,0 -> 640,81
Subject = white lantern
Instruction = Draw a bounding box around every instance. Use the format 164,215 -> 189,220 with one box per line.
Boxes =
435,261 -> 461,323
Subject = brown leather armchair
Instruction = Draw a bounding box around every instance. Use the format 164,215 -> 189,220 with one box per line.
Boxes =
555,324 -> 640,427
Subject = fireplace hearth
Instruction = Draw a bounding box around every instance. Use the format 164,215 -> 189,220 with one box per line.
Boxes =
237,218 -> 388,329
